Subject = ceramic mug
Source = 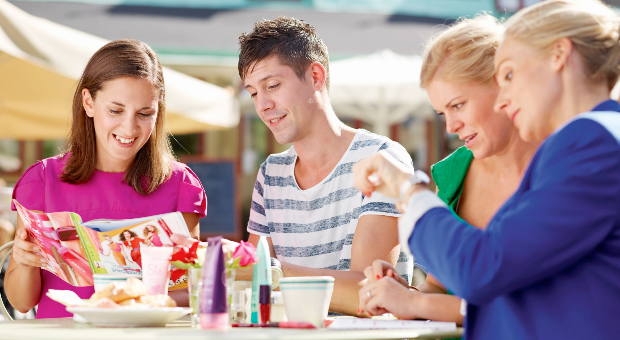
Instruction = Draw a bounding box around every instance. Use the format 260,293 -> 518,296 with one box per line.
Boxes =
279,276 -> 335,328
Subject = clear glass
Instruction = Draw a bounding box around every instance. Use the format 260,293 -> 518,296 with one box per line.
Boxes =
229,290 -> 246,324
225,268 -> 236,323
187,267 -> 202,327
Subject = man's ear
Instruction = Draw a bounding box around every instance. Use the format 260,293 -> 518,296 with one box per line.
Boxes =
82,88 -> 95,118
309,62 -> 327,91
549,37 -> 573,73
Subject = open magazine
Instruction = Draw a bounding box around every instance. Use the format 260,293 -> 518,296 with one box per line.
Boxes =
13,199 -> 191,290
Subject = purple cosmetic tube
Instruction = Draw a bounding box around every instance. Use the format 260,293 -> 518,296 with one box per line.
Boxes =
200,236 -> 228,330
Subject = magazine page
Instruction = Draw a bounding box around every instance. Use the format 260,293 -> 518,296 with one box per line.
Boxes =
80,212 -> 190,290
13,200 -> 94,287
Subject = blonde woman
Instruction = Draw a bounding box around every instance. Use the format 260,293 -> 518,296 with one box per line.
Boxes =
101,234 -> 129,266
355,15 -> 538,325
143,225 -> 163,247
354,0 -> 620,338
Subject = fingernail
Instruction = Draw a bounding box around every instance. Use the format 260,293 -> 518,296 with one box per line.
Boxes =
33,247 -> 40,252
357,308 -> 361,314
40,258 -> 47,263
376,275 -> 381,280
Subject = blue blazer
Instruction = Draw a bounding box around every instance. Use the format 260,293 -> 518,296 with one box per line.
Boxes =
410,100 -> 620,340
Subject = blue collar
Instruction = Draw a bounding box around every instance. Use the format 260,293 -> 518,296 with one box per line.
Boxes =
591,99 -> 620,112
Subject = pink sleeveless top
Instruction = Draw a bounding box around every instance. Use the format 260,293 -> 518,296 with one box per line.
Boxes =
11,155 -> 207,319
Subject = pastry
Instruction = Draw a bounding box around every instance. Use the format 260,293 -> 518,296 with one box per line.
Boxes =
89,277 -> 147,303
137,294 -> 177,308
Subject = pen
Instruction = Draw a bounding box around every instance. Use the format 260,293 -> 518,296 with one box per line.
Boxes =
231,322 -> 316,329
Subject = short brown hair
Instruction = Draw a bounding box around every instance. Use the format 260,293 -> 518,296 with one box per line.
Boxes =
61,39 -> 174,195
238,17 -> 330,89
420,15 -> 503,89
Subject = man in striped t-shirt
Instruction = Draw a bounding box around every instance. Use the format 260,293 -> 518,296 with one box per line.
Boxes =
238,17 -> 413,315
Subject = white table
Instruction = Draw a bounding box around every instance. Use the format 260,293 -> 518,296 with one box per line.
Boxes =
0,316 -> 463,340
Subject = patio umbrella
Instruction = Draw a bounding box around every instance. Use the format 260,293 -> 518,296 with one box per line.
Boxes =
328,49 -> 432,136
0,0 -> 238,140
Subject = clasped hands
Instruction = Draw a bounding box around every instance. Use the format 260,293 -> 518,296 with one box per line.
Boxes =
357,260 -> 421,319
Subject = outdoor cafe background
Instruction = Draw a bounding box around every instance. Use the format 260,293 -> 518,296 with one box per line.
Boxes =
3,0 -> 620,319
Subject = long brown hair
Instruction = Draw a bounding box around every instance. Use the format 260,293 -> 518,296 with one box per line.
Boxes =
61,39 -> 174,195
118,229 -> 138,242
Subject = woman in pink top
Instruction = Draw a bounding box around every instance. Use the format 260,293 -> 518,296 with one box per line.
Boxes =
4,39 -> 207,319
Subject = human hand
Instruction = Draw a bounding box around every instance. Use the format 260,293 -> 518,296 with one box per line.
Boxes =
12,228 -> 46,268
358,276 -> 420,319
363,260 -> 409,287
352,151 -> 414,198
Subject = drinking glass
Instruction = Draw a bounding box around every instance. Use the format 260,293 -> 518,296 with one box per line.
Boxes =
229,290 -> 246,324
187,267 -> 202,327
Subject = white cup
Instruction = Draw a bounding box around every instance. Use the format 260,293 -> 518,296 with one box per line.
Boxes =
279,276 -> 335,328
93,273 -> 141,292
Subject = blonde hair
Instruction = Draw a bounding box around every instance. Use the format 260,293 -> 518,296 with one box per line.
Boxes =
143,225 -> 159,237
420,14 -> 503,88
504,0 -> 620,90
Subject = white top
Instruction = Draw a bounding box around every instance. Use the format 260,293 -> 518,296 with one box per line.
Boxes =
247,130 -> 413,283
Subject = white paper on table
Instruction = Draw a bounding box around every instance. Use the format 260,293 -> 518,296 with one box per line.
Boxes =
328,318 -> 457,331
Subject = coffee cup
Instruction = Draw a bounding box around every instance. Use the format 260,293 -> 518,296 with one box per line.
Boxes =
279,276 -> 335,328
93,273 -> 141,292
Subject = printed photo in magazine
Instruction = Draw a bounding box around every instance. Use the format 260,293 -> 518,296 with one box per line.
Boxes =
13,200 -> 191,290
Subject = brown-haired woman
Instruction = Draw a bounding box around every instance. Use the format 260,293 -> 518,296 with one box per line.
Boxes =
118,229 -> 144,266
5,39 -> 207,318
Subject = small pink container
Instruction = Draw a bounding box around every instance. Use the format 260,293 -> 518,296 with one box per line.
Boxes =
200,313 -> 228,330
140,246 -> 173,295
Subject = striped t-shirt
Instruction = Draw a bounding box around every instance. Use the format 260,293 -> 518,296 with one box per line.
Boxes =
247,129 -> 414,283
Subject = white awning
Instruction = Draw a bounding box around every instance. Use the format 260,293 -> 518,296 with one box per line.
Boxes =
0,0 -> 239,140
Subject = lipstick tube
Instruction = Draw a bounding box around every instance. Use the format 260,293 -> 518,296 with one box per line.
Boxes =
157,218 -> 173,237
52,242 -> 94,285
49,243 -> 76,285
259,285 -> 271,324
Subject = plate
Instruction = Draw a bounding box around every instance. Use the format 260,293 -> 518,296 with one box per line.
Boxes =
66,307 -> 192,327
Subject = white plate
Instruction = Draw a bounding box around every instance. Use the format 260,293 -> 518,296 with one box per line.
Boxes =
66,307 -> 192,327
